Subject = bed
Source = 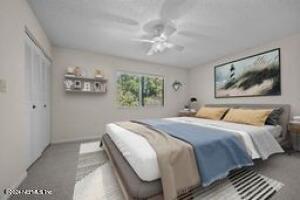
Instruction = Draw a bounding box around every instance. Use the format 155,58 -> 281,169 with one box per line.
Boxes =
102,104 -> 290,200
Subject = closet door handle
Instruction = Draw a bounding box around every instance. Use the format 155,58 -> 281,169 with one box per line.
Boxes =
32,105 -> 36,109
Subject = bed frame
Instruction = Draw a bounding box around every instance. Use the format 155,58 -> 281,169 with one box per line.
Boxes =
103,142 -> 132,200
102,135 -> 164,200
103,104 -> 291,200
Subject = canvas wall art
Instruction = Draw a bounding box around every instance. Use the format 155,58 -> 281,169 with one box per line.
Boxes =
214,49 -> 281,98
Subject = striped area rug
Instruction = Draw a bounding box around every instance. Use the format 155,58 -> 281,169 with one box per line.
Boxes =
73,141 -> 283,200
192,168 -> 283,200
75,142 -> 108,182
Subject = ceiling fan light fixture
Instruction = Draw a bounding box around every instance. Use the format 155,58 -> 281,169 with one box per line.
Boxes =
156,43 -> 164,51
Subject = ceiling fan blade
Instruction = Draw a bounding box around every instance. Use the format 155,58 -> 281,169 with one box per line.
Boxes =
160,0 -> 196,21
162,23 -> 177,37
146,47 -> 156,56
132,39 -> 155,43
97,12 -> 139,26
165,43 -> 184,51
177,31 -> 210,39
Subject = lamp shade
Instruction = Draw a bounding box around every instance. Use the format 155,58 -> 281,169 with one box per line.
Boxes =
190,97 -> 197,102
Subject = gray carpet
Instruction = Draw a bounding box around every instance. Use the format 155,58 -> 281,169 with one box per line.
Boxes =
9,142 -> 80,200
9,142 -> 300,200
255,152 -> 300,200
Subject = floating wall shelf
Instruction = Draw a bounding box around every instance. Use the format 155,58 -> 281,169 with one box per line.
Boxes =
64,75 -> 108,94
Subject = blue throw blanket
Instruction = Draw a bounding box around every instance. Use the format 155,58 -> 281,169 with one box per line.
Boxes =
136,119 -> 253,186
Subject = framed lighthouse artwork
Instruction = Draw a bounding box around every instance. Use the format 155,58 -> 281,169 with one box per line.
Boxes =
214,49 -> 281,98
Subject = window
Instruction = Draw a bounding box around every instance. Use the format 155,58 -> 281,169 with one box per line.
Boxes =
142,75 -> 164,106
117,72 -> 164,107
117,73 -> 141,107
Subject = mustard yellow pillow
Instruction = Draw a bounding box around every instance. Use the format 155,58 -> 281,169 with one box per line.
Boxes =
196,107 -> 229,120
223,108 -> 273,126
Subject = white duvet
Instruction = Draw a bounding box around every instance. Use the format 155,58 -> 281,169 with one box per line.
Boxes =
106,117 -> 282,182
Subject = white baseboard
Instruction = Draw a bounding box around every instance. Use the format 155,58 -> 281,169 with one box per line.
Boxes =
51,135 -> 101,144
1,171 -> 27,200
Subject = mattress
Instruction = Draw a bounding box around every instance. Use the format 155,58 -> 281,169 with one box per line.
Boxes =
106,117 -> 282,182
106,123 -> 160,182
102,134 -> 163,199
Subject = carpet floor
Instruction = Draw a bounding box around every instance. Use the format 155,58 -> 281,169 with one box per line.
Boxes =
9,142 -> 300,200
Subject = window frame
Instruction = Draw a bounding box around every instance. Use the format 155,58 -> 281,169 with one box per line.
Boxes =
116,71 -> 165,108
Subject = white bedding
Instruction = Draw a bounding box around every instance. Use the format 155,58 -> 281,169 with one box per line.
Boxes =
106,117 -> 282,182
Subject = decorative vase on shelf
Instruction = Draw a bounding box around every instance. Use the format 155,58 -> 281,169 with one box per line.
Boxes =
74,67 -> 81,77
95,69 -> 103,78
67,67 -> 74,74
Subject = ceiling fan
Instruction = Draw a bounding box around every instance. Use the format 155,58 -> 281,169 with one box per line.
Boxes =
130,0 -> 211,56
132,21 -> 184,56
91,0 -> 212,56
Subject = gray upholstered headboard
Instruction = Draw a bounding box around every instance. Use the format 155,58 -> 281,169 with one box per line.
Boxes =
206,104 -> 291,146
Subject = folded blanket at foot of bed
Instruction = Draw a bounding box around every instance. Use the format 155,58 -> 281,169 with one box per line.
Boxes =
116,121 -> 200,200
135,119 -> 254,187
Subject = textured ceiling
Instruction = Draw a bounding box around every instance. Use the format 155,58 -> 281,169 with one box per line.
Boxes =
27,0 -> 300,68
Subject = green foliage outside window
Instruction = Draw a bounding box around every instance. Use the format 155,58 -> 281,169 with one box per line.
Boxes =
117,72 -> 164,107
143,76 -> 164,106
117,73 -> 140,107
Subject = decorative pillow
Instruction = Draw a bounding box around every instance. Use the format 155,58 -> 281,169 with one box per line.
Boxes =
196,107 -> 229,120
265,108 -> 283,125
223,108 -> 273,126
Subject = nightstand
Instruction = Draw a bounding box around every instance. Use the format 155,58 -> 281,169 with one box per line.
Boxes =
178,110 -> 197,117
288,121 -> 300,151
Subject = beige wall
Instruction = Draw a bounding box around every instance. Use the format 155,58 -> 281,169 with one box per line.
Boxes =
189,33 -> 300,116
0,0 -> 52,198
51,47 -> 189,143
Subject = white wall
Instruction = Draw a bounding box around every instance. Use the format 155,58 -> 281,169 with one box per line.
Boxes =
189,33 -> 300,116
51,47 -> 189,143
0,0 -> 52,198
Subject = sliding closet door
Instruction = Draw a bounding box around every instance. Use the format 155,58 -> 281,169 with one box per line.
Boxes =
32,49 -> 43,162
25,34 -> 51,168
24,39 -> 34,168
45,61 -> 51,148
41,59 -> 50,150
